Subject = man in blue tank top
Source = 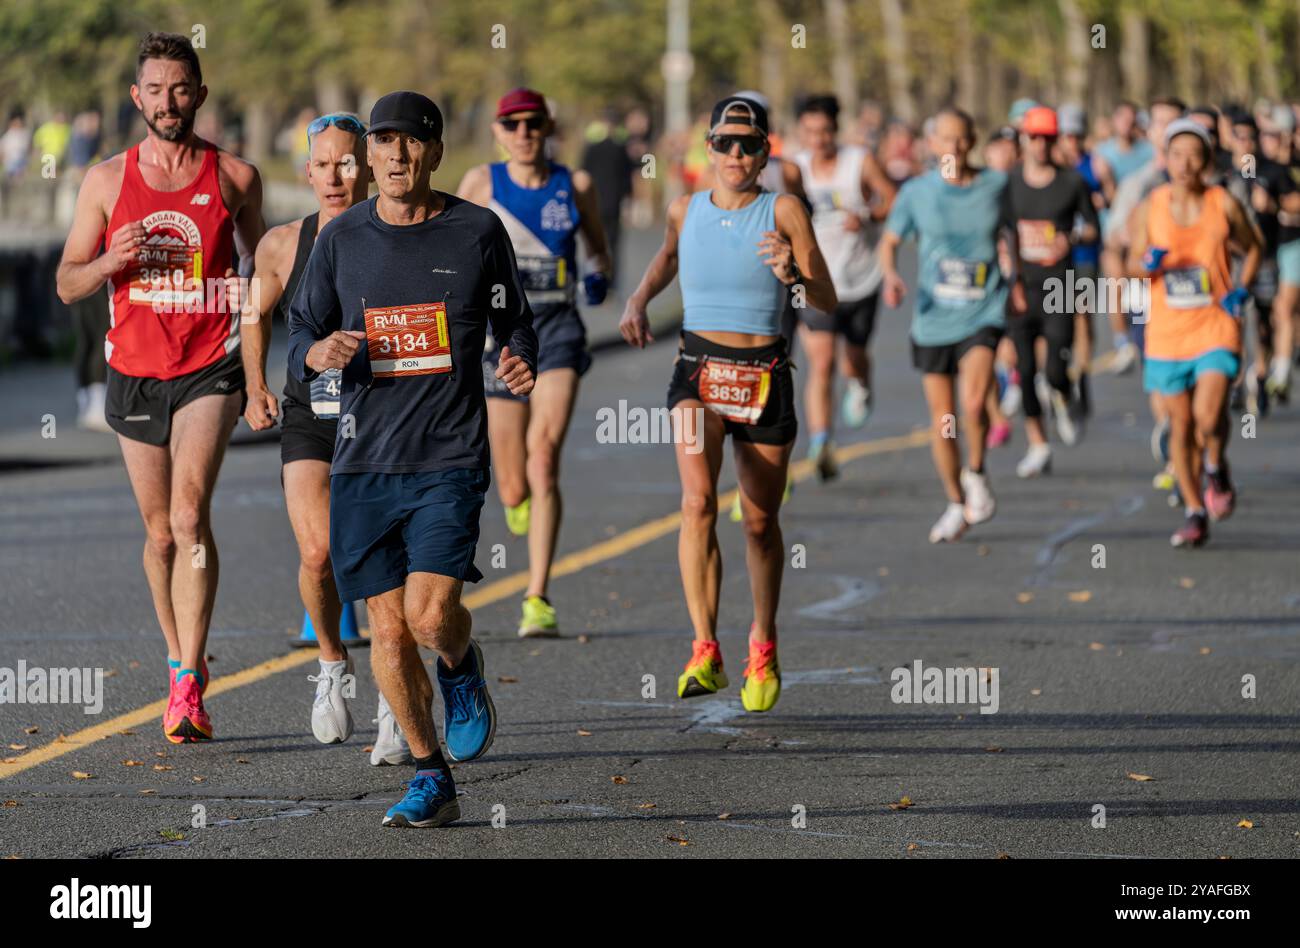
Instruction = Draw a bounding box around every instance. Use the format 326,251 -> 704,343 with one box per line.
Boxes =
457,88 -> 612,639
621,96 -> 836,713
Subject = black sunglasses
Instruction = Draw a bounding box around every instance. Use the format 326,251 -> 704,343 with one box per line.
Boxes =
709,133 -> 766,156
499,116 -> 546,133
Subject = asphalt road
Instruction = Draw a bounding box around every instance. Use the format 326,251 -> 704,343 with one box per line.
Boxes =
2,278 -> 1298,858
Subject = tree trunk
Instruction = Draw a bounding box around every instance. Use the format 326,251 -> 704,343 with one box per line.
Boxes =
824,0 -> 857,122
1119,8 -> 1149,106
956,2 -> 979,117
1058,0 -> 1090,106
879,0 -> 916,123
758,0 -> 789,131
243,100 -> 273,165
1254,19 -> 1281,101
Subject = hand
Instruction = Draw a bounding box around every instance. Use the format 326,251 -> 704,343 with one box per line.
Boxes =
221,268 -> 248,317
1011,279 -> 1028,315
243,385 -> 279,431
620,297 -> 654,348
103,220 -> 147,275
583,271 -> 609,306
882,271 -> 907,309
1044,230 -> 1071,267
1141,246 -> 1169,273
841,211 -> 863,233
1220,286 -> 1250,317
757,230 -> 797,285
495,344 -> 535,396
306,330 -> 365,373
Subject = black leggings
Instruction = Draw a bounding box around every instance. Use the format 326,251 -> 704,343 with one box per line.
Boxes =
1008,284 -> 1074,419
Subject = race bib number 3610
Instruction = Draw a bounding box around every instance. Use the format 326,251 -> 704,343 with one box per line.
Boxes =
364,302 -> 452,378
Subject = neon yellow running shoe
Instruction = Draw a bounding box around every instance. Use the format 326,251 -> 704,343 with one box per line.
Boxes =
1152,469 -> 1175,491
730,475 -> 794,523
518,594 -> 559,638
729,491 -> 743,523
504,497 -> 531,537
740,635 -> 781,712
677,640 -> 729,698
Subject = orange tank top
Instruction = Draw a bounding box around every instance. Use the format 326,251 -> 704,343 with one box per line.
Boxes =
1144,184 -> 1239,361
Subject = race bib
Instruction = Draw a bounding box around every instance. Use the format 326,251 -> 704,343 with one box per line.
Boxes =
698,359 -> 772,425
1163,266 -> 1212,309
933,257 -> 991,305
309,368 -> 341,419
516,254 -> 573,304
363,301 -> 452,378
128,209 -> 206,311
1017,220 -> 1059,263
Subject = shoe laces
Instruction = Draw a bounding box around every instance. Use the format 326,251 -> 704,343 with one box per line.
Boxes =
447,680 -> 477,723
404,772 -> 446,805
745,641 -> 776,683
689,640 -> 721,670
307,672 -> 335,708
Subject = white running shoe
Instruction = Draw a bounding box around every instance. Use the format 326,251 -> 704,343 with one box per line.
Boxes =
1016,443 -> 1053,478
1267,355 -> 1291,399
999,381 -> 1023,418
1034,374 -> 1052,420
928,502 -> 968,544
370,691 -> 412,766
1050,390 -> 1079,446
308,655 -> 355,744
960,468 -> 996,525
77,382 -> 112,433
840,379 -> 873,428
1109,341 -> 1139,375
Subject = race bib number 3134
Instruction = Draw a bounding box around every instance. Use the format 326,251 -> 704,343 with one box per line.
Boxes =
364,302 -> 452,378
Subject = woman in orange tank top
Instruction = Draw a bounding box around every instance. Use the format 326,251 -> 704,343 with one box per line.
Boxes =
1126,119 -> 1262,548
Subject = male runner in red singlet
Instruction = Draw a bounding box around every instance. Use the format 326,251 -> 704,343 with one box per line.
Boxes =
55,32 -> 265,744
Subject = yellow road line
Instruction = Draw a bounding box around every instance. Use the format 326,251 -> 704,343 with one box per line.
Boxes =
1,427 -> 928,780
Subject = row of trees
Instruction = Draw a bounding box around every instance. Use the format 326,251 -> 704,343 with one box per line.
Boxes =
4,0 -> 1299,161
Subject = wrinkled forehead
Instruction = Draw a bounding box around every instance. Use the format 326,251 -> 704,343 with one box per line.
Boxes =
311,124 -> 364,160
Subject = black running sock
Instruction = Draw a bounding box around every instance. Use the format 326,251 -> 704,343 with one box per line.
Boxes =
445,647 -> 476,678
414,750 -> 448,774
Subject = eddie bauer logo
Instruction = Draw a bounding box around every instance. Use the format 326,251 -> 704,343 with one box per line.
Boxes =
50,878 -> 152,928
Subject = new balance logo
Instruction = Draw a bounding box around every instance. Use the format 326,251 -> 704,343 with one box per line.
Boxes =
190,194 -> 212,205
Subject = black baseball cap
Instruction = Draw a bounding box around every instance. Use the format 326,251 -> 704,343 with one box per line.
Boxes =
710,96 -> 769,137
367,91 -> 443,142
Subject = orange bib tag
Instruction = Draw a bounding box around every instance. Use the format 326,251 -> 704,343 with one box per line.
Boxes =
364,302 -> 452,378
1017,220 -> 1058,263
698,359 -> 772,425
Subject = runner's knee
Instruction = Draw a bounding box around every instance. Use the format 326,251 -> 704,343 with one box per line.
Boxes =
168,501 -> 207,544
681,490 -> 718,525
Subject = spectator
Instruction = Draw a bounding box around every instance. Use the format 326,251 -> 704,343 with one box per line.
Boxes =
2,109 -> 31,180
32,110 -> 72,171
580,117 -> 632,287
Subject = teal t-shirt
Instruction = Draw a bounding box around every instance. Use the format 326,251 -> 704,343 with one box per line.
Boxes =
885,168 -> 1009,346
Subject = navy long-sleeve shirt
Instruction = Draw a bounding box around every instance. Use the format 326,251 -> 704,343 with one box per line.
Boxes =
287,193 -> 537,474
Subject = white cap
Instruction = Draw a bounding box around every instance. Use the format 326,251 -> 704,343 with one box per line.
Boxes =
1164,117 -> 1212,150
732,90 -> 771,113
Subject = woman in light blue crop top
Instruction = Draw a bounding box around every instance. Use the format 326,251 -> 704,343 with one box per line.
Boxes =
619,96 -> 835,714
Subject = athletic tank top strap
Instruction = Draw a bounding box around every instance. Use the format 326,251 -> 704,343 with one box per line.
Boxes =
276,212 -> 319,323
678,189 -> 786,336
489,161 -> 579,307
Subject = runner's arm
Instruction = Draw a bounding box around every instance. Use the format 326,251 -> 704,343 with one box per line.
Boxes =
455,164 -> 492,208
1123,198 -> 1152,279
55,162 -> 121,305
780,159 -> 808,206
1224,192 -> 1264,290
572,168 -> 613,275
231,160 -> 266,277
859,148 -> 897,221
287,234 -> 343,382
620,193 -> 687,347
1074,175 -> 1100,245
774,192 -> 836,312
483,217 -> 538,379
239,225 -> 288,393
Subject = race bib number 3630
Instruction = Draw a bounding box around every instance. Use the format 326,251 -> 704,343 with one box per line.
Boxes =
363,302 -> 452,378
699,360 -> 771,425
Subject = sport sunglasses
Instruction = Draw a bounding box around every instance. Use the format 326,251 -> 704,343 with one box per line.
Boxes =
708,133 -> 767,156
306,113 -> 366,143
499,115 -> 547,133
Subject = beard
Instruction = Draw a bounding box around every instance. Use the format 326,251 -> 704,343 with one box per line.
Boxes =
143,106 -> 195,142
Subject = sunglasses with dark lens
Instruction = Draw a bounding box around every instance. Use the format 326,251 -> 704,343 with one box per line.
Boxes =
306,113 -> 366,142
499,116 -> 546,133
709,133 -> 766,156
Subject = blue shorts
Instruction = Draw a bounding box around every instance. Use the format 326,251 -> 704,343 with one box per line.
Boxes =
484,304 -> 591,401
1278,239 -> 1300,287
1143,349 -> 1240,395
329,468 -> 489,601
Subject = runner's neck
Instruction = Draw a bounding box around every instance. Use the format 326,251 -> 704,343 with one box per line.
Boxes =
376,188 -> 444,226
138,134 -> 206,181
505,158 -> 551,189
709,184 -> 761,211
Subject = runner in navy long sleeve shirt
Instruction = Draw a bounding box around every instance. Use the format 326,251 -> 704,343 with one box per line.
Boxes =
286,91 -> 534,830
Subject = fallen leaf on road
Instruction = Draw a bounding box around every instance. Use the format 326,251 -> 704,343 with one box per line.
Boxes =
362,746 -> 374,754
1089,642 -> 1105,651
153,765 -> 172,772
878,567 -> 890,576
71,772 -> 92,780
3,801 -> 19,807
192,776 -> 205,783
1016,592 -> 1034,604
1178,577 -> 1195,589
235,758 -> 249,765
497,675 -> 519,684
977,545 -> 989,556
1,759 -> 17,765
1127,772 -> 1154,782
1237,819 -> 1254,829
577,634 -> 590,644
996,852 -> 1012,859
718,812 -> 731,820
54,734 -> 68,743
1030,688 -> 1043,696
984,746 -> 1003,753
104,669 -> 117,679
577,729 -> 592,737
638,803 -> 656,809
907,842 -> 919,852
888,795 -> 914,811
1068,590 -> 1093,603
611,775 -> 628,784
159,829 -> 184,841
608,591 -> 619,601
122,760 -> 144,767
118,730 -> 135,736
128,661 -> 140,669
8,744 -> 27,751
138,789 -> 156,795
23,727 -> 38,735
154,752 -> 168,758
1199,647 -> 1212,655
666,835 -> 691,846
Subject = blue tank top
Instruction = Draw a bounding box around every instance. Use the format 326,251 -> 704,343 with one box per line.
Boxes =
489,161 -> 579,307
1073,152 -> 1102,266
679,190 -> 786,336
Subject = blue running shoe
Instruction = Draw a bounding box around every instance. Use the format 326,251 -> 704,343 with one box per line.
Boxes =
437,639 -> 497,762
382,769 -> 460,828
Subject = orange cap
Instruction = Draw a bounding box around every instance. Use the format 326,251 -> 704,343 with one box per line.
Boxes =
1022,106 -> 1059,137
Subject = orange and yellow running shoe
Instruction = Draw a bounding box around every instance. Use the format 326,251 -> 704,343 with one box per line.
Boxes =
164,673 -> 213,744
740,635 -> 781,712
677,640 -> 729,698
